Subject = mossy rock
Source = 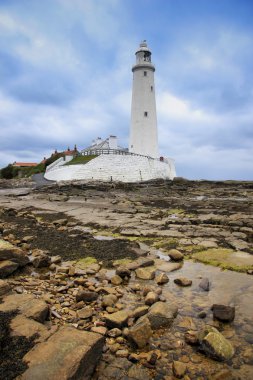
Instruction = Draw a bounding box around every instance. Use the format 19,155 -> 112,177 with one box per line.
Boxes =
113,258 -> 133,267
75,257 -> 97,269
192,248 -> 253,272
167,209 -> 185,215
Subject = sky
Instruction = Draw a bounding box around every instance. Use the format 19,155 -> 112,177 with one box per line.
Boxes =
0,0 -> 253,180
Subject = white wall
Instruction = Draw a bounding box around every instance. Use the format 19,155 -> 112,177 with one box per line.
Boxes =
44,154 -> 176,182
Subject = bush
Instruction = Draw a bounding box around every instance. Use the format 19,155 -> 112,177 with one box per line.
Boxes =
0,164 -> 16,179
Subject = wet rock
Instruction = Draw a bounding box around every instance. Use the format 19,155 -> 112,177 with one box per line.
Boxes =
115,266 -> 131,279
145,291 -> 159,306
168,249 -> 184,261
110,275 -> 123,285
198,311 -> 207,319
76,290 -> 98,303
135,267 -> 156,280
145,301 -> 178,329
127,365 -> 151,380
0,260 -> 19,278
10,315 -> 52,343
173,360 -> 187,378
174,277 -> 192,287
20,327 -> 104,380
105,310 -> 129,329
0,279 -> 11,295
128,318 -> 152,348
155,273 -> 169,285
212,304 -> 235,322
199,278 -> 210,291
115,349 -> 129,358
91,326 -> 107,335
50,255 -> 62,264
127,257 -> 154,270
199,326 -> 234,361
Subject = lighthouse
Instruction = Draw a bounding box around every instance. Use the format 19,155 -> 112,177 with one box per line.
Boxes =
129,41 -> 159,158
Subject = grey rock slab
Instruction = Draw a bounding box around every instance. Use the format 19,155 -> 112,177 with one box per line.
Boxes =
20,326 -> 104,380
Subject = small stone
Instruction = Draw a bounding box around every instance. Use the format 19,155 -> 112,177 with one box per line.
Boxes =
115,349 -> 129,358
77,307 -> 93,319
198,311 -> 207,319
212,304 -> 235,322
173,361 -> 187,378
155,273 -> 169,285
168,249 -> 184,261
145,291 -> 159,306
108,328 -> 122,337
115,266 -> 131,279
174,277 -> 192,287
76,290 -> 98,303
184,330 -> 199,345
102,294 -> 118,308
91,326 -> 107,335
110,275 -> 123,285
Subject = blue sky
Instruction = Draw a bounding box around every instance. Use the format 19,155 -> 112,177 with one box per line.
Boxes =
0,0 -> 252,179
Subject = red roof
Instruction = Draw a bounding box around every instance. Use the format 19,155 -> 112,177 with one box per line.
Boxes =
13,162 -> 37,167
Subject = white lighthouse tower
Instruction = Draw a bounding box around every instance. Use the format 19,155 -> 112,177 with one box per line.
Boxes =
129,40 -> 159,158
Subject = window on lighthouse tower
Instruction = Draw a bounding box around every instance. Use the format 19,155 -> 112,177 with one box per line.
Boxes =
144,112 -> 148,117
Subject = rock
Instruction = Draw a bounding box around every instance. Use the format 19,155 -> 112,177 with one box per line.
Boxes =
20,327 -> 104,380
174,277 -> 192,287
110,275 -> 123,285
168,249 -> 184,261
0,260 -> 19,278
184,330 -> 199,345
115,266 -> 131,279
128,318 -> 152,348
105,310 -> 129,329
145,291 -> 159,306
50,255 -> 62,264
212,304 -> 235,322
131,306 -> 149,319
146,301 -> 178,329
127,257 -> 154,270
199,278 -> 210,291
115,349 -> 129,358
76,290 -> 98,303
77,307 -> 93,319
212,369 -> 233,380
32,250 -> 51,268
102,294 -> 118,308
0,293 -> 49,323
10,315 -> 52,343
128,365 -> 151,380
173,360 -> 187,378
0,239 -> 29,266
155,273 -> 169,285
199,326 -> 235,361
108,328 -> 122,337
198,311 -> 207,319
0,279 -> 11,295
135,267 -> 156,280
90,326 -> 107,335
52,218 -> 68,226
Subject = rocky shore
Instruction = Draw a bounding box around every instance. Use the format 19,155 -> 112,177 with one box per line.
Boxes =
0,178 -> 253,379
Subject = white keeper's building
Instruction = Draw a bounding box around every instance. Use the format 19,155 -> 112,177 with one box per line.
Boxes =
45,41 -> 176,183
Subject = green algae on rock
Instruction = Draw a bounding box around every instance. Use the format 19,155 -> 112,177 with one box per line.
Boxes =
192,248 -> 253,273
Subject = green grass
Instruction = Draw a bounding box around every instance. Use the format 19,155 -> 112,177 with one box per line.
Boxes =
64,155 -> 97,165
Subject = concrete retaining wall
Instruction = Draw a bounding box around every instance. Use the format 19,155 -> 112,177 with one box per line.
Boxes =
44,154 -> 176,182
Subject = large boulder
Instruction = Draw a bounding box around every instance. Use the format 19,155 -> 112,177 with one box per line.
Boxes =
20,327 -> 105,380
145,301 -> 178,329
199,326 -> 234,361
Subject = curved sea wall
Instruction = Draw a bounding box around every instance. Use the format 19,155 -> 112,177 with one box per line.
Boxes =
44,154 -> 176,182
